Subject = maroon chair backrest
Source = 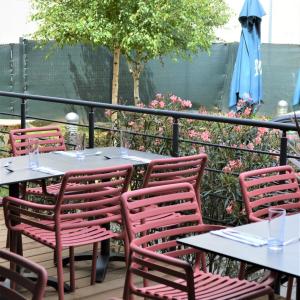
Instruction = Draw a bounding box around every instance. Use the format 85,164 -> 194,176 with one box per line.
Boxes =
121,183 -> 205,257
55,165 -> 133,230
9,126 -> 66,156
0,249 -> 47,300
120,183 -> 214,298
142,154 -> 207,207
239,165 -> 300,222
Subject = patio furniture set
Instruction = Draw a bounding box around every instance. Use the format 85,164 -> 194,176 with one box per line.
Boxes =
0,126 -> 299,300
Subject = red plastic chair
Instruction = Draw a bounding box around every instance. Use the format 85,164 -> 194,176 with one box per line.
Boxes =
239,165 -> 300,300
142,153 -> 207,208
121,183 -> 274,300
9,126 -> 66,198
0,249 -> 47,300
3,164 -> 133,300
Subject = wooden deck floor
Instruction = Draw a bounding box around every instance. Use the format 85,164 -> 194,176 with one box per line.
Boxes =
0,208 -> 289,300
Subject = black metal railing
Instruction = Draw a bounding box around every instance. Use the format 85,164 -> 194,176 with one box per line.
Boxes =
0,90 -> 298,165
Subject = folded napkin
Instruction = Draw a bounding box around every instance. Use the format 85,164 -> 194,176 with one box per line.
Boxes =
53,151 -> 77,158
211,229 -> 268,247
34,166 -> 63,175
120,155 -> 151,163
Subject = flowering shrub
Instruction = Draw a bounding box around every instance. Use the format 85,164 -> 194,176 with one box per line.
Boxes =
103,94 -> 281,226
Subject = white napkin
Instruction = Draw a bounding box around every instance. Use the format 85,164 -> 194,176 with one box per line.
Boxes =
121,155 -> 151,163
52,151 -> 77,157
211,229 -> 268,247
34,166 -> 63,175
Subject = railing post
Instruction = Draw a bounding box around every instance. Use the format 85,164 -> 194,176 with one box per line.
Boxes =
172,117 -> 179,157
88,107 -> 95,148
21,98 -> 26,129
279,130 -> 288,166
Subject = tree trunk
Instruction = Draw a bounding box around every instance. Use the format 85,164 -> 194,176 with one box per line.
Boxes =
132,69 -> 141,105
128,60 -> 143,105
111,47 -> 120,105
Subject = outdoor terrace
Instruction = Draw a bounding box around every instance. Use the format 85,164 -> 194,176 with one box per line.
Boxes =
0,91 -> 298,299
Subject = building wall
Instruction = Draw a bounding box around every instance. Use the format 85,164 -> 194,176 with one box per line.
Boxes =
216,0 -> 300,44
0,0 -> 300,45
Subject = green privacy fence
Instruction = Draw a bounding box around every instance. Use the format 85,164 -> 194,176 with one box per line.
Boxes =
0,38 -> 299,121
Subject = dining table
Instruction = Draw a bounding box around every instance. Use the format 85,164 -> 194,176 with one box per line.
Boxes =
178,214 -> 300,300
0,146 -> 168,289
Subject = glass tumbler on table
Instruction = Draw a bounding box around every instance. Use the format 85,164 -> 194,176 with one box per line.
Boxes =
28,138 -> 40,170
268,207 -> 286,250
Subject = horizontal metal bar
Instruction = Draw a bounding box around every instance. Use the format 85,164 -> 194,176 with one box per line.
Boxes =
0,91 -> 298,131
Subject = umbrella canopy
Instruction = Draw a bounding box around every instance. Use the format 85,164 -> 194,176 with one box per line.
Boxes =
229,0 -> 266,109
292,69 -> 300,106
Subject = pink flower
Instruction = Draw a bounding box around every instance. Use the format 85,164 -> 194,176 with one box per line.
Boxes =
223,166 -> 232,173
158,127 -> 164,133
159,101 -> 165,108
234,126 -> 242,132
226,201 -> 235,215
200,131 -> 211,142
128,121 -> 135,126
228,160 -> 242,169
243,107 -> 252,116
188,130 -> 199,138
170,95 -> 178,103
247,142 -> 254,150
254,136 -> 262,145
227,111 -> 236,118
257,127 -> 268,135
181,100 -> 192,108
149,100 -> 159,108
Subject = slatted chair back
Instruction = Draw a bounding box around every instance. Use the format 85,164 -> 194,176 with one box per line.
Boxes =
142,153 -> 207,207
9,126 -> 66,156
4,165 -> 133,235
0,249 -> 47,300
239,165 -> 300,222
120,183 -> 217,299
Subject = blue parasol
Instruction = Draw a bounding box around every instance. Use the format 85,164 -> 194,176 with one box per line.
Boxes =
292,70 -> 300,106
229,0 -> 266,109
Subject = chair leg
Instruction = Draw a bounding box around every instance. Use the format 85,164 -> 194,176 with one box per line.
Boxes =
238,262 -> 247,280
91,242 -> 98,285
56,244 -> 65,300
69,247 -> 75,292
9,232 -> 17,290
286,276 -> 294,300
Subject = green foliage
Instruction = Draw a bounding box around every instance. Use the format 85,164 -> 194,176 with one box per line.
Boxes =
31,0 -> 229,57
104,94 -> 281,226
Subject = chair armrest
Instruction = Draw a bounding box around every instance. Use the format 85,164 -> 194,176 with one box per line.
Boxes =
132,244 -> 191,271
3,196 -> 55,231
3,196 -> 54,210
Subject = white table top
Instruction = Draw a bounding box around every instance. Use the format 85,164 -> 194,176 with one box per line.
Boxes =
178,214 -> 300,278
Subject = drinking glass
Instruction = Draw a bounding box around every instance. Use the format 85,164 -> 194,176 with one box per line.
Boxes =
28,138 -> 40,170
119,130 -> 129,156
75,133 -> 85,160
268,207 -> 286,250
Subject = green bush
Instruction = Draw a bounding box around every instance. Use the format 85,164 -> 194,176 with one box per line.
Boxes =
104,94 -> 281,226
